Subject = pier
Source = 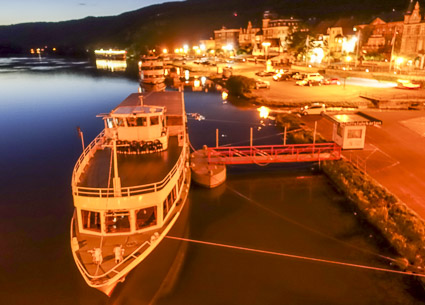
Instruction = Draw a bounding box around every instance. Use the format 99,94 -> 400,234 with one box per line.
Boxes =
191,143 -> 341,188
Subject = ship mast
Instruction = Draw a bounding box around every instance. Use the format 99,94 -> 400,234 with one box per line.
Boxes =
112,130 -> 122,196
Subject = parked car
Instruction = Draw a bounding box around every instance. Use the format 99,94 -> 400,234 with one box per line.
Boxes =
291,72 -> 306,80
296,79 -> 322,86
323,78 -> 341,85
300,103 -> 326,115
396,79 -> 421,89
255,79 -> 270,89
255,71 -> 275,77
296,73 -> 324,86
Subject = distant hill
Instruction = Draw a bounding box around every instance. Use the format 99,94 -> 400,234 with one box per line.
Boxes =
0,0 -> 410,56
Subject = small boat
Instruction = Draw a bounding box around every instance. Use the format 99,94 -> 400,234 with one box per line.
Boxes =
70,91 -> 191,296
139,56 -> 166,85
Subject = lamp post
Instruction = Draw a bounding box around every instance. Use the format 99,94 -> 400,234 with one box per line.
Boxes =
354,27 -> 361,68
262,41 -> 271,61
389,31 -> 398,72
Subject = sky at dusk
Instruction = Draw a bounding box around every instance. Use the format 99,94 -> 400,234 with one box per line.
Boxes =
0,0 -> 182,26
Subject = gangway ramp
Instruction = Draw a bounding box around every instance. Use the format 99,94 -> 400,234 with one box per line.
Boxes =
191,143 -> 341,188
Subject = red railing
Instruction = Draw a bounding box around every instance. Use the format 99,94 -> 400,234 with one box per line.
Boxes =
206,143 -> 341,165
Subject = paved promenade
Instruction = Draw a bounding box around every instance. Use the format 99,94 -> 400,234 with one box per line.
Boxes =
302,111 -> 425,220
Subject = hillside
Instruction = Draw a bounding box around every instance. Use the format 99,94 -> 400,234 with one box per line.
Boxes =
0,0 -> 411,56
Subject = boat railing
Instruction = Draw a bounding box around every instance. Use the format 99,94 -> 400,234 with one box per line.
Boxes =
71,217 -> 151,283
72,131 -> 187,198
72,130 -> 105,186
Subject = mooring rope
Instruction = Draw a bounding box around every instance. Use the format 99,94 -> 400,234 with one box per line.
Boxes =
165,235 -> 424,278
226,185 -> 400,264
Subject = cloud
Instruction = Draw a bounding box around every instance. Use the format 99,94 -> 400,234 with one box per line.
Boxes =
78,2 -> 86,6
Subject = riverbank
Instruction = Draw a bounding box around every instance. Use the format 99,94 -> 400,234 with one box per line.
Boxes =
275,113 -> 425,283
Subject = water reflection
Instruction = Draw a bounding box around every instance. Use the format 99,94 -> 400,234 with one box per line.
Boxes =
95,59 -> 127,72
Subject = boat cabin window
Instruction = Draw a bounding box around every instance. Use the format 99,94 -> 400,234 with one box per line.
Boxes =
81,210 -> 101,232
136,117 -> 147,126
105,211 -> 131,233
150,116 -> 159,126
127,117 -> 138,127
114,118 -> 125,127
106,118 -> 114,129
136,207 -> 157,229
163,186 -> 178,220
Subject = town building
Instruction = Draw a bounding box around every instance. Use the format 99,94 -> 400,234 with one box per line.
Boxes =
239,21 -> 261,49
214,27 -> 240,50
252,11 -> 302,57
400,0 -> 425,67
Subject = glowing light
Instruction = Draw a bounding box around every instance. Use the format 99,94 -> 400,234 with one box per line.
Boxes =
163,48 -> 168,54
200,44 -> 206,51
201,76 -> 206,86
262,42 -> 271,48
222,91 -> 228,100
194,79 -> 201,87
258,106 -> 270,119
396,57 -> 404,65
30,49 -> 34,54
183,45 -> 189,53
196,49 -> 201,55
184,70 -> 190,80
365,69 -> 369,72
222,44 -> 234,51
94,49 -> 126,55
52,48 -> 56,51
174,48 -> 180,54
310,47 -> 324,64
345,56 -> 352,62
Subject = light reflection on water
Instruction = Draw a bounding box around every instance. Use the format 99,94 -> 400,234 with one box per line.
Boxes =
0,58 -> 423,305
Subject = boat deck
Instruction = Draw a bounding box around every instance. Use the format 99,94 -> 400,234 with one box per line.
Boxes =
78,136 -> 182,188
73,205 -> 179,280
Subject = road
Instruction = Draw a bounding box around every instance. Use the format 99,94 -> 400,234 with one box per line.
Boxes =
302,110 -> 425,218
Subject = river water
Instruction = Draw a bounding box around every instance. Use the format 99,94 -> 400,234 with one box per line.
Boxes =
0,57 -> 423,305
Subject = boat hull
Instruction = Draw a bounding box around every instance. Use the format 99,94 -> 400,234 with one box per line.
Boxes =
110,181 -> 191,301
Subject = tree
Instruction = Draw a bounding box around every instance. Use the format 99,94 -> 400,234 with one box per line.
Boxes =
285,29 -> 315,61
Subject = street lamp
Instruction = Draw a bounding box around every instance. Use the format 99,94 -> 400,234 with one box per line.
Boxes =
389,31 -> 399,72
262,41 -> 271,61
353,27 -> 361,68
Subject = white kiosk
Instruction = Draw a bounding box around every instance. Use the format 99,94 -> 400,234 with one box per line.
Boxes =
324,112 -> 382,150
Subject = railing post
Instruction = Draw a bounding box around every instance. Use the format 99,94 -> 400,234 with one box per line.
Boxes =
216,129 -> 219,148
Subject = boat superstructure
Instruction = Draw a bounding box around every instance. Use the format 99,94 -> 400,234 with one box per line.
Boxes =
70,91 -> 191,296
139,56 -> 166,85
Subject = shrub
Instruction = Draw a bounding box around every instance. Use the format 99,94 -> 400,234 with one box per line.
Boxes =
226,75 -> 256,97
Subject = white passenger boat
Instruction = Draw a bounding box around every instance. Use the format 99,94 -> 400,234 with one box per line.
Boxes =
139,56 -> 166,86
70,91 -> 191,296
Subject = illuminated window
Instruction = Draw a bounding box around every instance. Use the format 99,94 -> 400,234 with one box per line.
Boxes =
105,211 -> 130,233
81,210 -> 101,232
347,129 -> 362,139
136,207 -> 157,229
114,118 -> 125,127
106,118 -> 114,128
